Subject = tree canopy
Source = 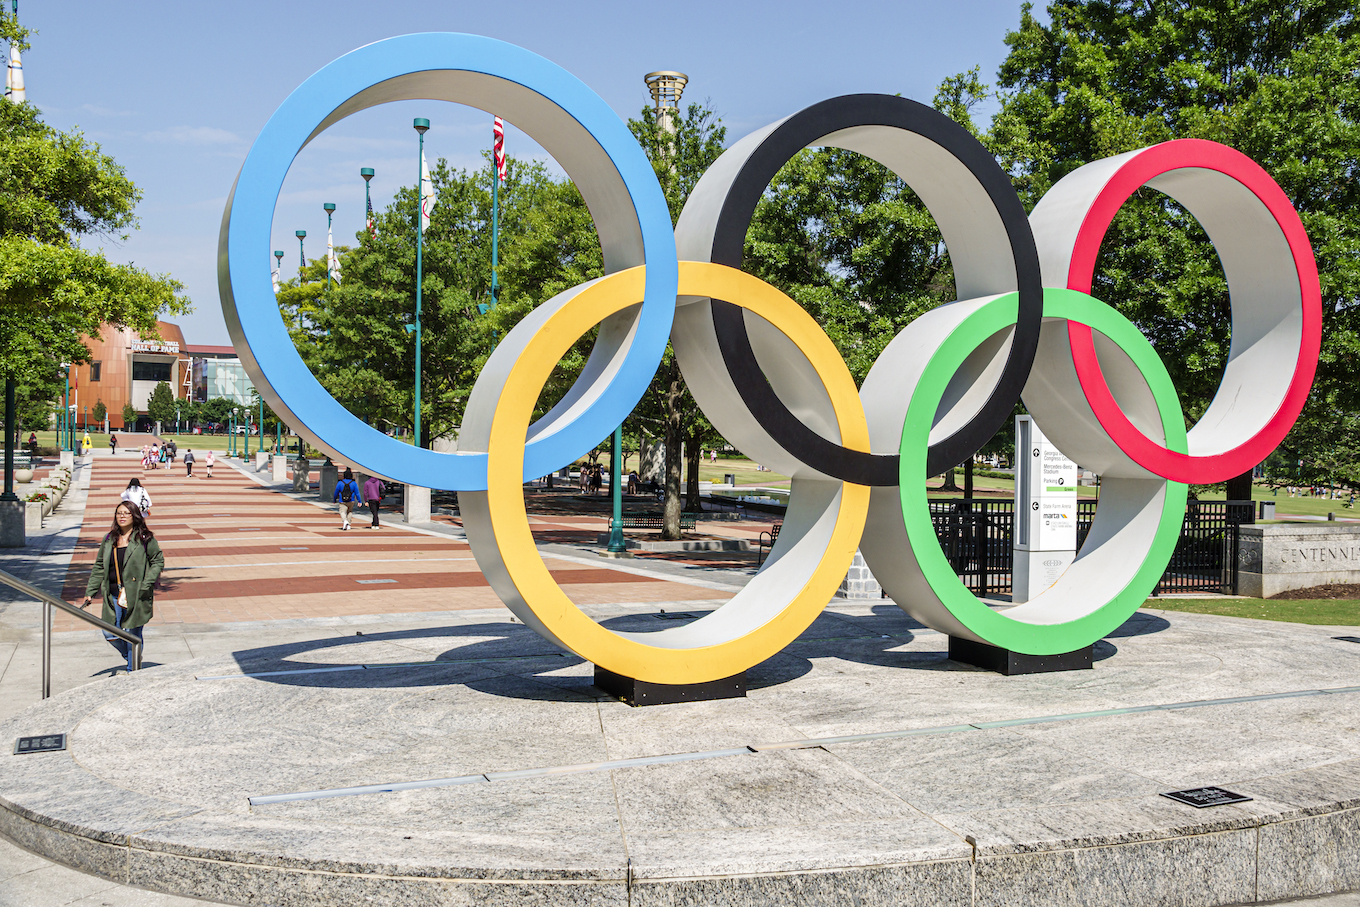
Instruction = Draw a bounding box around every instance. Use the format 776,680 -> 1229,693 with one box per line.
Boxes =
0,16 -> 190,433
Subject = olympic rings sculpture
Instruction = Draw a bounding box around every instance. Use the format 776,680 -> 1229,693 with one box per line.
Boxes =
220,34 -> 1321,683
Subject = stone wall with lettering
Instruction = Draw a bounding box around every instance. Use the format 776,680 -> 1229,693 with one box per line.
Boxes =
1239,524 -> 1360,598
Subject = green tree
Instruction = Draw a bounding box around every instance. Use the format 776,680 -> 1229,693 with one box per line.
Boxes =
0,15 -> 189,443
91,399 -> 106,427
978,0 -> 1360,494
297,154 -> 604,449
198,397 -> 236,430
146,381 -> 175,428
120,402 -> 136,429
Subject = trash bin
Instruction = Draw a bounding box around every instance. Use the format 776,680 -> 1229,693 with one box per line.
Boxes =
724,473 -> 736,486
1259,501 -> 1276,520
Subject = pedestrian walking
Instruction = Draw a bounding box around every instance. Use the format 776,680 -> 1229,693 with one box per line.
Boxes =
120,478 -> 152,515
204,449 -> 215,478
141,446 -> 152,472
80,501 -> 163,675
362,473 -> 384,530
334,468 -> 360,531
109,433 -> 117,456
157,445 -> 168,469
183,449 -> 196,478
82,431 -> 92,455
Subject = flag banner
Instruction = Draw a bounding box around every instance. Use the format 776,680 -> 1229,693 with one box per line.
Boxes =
493,116 -> 506,183
5,45 -> 24,103
327,221 -> 342,285
420,149 -> 436,233
271,260 -> 281,294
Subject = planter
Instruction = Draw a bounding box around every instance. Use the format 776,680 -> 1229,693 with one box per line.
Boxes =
25,501 -> 41,532
13,468 -> 32,483
41,499 -> 53,517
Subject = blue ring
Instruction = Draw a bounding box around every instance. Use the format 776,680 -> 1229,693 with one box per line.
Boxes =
220,33 -> 677,490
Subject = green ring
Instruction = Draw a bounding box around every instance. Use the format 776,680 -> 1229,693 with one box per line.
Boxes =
897,288 -> 1189,654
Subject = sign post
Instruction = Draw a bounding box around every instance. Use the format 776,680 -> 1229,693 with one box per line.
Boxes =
1013,415 -> 1078,603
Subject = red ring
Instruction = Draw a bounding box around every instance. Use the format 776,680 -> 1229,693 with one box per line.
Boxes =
1064,139 -> 1321,483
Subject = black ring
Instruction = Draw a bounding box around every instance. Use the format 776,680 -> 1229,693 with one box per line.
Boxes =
705,94 -> 1042,482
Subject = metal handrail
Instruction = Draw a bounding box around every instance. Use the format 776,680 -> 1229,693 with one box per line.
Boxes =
0,566 -> 143,699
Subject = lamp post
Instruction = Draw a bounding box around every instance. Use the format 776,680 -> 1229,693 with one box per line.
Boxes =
244,402 -> 250,459
361,168 -> 374,238
273,249 -> 284,284
295,230 -> 307,276
323,203 -> 336,289
412,117 -> 429,450
258,395 -> 264,454
2,379 -> 18,504
61,363 -> 70,452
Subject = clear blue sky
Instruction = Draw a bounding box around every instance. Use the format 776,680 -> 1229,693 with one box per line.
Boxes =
22,0 -> 1043,345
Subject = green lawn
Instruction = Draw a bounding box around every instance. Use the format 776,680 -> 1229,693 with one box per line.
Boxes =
1146,597 -> 1360,626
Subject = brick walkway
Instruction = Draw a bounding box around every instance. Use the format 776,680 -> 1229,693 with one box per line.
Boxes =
56,458 -> 726,631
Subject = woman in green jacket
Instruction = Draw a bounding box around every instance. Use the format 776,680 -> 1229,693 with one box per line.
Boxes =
81,501 -> 164,673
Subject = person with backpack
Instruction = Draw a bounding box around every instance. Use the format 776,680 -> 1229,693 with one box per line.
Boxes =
362,473 -> 385,530
183,448 -> 196,478
120,478 -> 152,516
334,468 -> 361,531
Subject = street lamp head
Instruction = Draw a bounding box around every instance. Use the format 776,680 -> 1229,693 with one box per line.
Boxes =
360,167 -> 375,182
323,203 -> 336,213
413,117 -> 430,135
295,230 -> 307,239
273,250 -> 284,261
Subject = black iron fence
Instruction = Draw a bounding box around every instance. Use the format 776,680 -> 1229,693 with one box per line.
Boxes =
927,497 -> 1252,597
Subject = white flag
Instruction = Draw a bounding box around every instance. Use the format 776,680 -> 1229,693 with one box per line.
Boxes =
420,149 -> 436,233
271,260 -> 281,294
327,221 -> 342,285
5,45 -> 24,104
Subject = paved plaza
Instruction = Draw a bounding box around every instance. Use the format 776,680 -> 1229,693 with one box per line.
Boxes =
0,452 -> 1358,906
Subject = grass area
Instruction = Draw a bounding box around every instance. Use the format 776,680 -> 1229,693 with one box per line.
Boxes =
1146,597 -> 1360,626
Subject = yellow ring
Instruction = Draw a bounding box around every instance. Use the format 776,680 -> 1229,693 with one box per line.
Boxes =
485,262 -> 870,684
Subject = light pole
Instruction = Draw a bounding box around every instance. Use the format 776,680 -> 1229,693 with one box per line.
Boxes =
273,250 -> 284,283
412,117 -> 429,450
295,230 -> 307,277
61,363 -> 70,452
361,168 -> 374,239
323,202 -> 336,290
244,402 -> 250,459
258,395 -> 264,455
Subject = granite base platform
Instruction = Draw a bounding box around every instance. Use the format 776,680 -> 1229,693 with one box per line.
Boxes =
2,602 -> 1359,906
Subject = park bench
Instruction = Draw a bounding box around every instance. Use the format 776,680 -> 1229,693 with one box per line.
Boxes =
611,512 -> 696,531
757,521 -> 782,567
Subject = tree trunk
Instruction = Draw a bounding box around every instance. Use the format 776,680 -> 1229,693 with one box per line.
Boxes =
940,468 -> 960,492
963,458 -> 974,499
684,427 -> 704,512
662,362 -> 684,540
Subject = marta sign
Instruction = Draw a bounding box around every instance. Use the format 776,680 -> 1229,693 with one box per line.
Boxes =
219,34 -> 1320,683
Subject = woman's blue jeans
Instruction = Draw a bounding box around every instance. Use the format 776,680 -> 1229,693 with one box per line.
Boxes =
103,603 -> 145,671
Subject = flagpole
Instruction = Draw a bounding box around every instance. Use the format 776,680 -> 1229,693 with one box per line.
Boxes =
323,203 -> 335,290
412,118 -> 429,450
490,165 -> 499,307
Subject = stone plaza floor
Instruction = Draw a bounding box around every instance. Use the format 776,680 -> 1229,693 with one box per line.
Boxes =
1,451 -> 1358,906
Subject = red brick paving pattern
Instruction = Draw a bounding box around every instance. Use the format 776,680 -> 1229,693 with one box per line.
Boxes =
57,459 -> 722,631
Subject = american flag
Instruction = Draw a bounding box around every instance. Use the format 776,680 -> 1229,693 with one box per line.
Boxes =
493,116 -> 506,183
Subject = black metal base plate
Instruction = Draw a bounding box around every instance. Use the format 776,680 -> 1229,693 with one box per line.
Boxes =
593,666 -> 746,707
948,636 -> 1093,675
